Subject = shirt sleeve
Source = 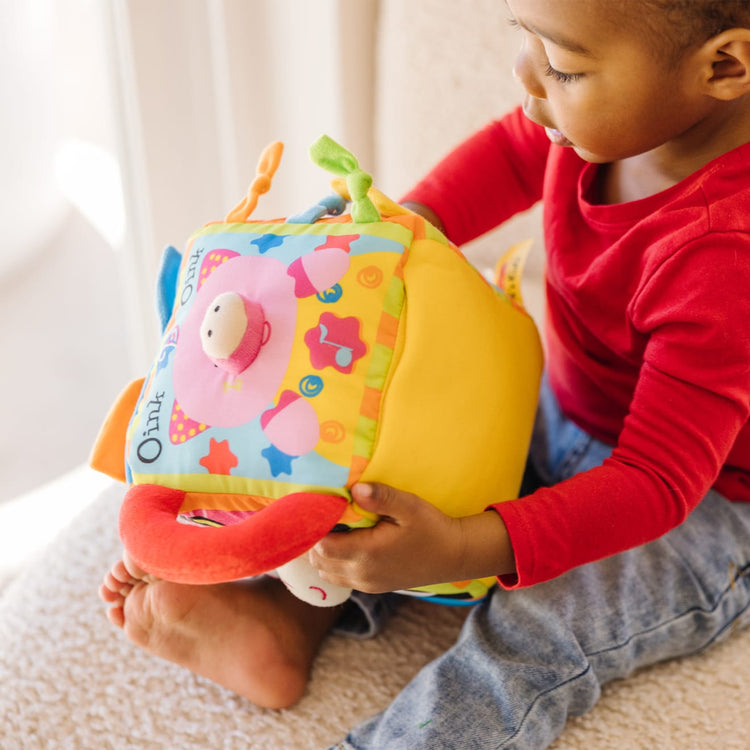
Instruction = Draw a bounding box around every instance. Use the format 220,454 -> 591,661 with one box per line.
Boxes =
491,233 -> 750,587
400,107 -> 550,245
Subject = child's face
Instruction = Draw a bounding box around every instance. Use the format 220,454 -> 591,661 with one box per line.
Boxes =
506,0 -> 709,163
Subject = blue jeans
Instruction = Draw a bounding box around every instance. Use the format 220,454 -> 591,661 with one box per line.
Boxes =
330,380 -> 750,749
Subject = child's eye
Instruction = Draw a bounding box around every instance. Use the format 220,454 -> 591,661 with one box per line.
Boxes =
545,63 -> 583,84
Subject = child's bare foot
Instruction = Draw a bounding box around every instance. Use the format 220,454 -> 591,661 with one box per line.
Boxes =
99,554 -> 341,709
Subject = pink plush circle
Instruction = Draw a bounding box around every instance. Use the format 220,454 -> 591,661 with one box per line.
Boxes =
172,255 -> 297,427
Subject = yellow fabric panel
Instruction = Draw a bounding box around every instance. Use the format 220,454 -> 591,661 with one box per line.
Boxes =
270,251 -> 405,469
360,238 -> 543,517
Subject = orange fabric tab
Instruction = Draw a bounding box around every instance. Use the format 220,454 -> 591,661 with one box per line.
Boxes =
347,454 -> 370,486
225,141 -> 284,223
89,378 -> 144,482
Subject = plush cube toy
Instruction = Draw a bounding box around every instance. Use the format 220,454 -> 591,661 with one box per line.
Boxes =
91,136 -> 543,607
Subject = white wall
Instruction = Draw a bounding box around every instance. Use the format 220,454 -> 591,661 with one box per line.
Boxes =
0,0 -> 131,502
1,1 -> 83,274
375,0 -> 544,319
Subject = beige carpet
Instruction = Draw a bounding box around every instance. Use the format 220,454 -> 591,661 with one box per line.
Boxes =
1,482 -> 748,749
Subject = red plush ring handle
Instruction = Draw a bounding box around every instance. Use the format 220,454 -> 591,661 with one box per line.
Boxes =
119,484 -> 348,584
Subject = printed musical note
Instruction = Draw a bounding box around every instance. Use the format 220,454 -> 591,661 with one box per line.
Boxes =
304,313 -> 367,374
318,323 -> 354,368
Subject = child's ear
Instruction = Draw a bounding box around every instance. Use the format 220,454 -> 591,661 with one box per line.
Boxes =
700,29 -> 750,101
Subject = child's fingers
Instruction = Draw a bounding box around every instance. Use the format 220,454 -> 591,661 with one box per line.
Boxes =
312,524 -> 369,562
350,482 -> 423,522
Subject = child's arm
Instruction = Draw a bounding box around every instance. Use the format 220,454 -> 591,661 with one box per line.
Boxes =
399,107 -> 550,246
401,201 -> 447,235
309,483 -> 516,594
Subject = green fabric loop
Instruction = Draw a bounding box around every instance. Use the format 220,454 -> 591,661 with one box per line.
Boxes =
310,135 -> 359,176
310,135 -> 380,223
347,168 -> 372,200
350,193 -> 379,223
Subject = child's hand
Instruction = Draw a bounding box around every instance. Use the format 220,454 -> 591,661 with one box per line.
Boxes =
308,483 -> 515,594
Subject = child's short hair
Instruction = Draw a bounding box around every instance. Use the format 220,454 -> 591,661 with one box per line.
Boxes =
640,0 -> 750,58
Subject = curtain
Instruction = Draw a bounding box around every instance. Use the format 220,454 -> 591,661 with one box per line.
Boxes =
107,0 -> 378,368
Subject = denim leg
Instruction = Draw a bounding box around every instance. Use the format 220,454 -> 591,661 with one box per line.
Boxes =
523,374 -> 615,489
330,382 -> 750,749
333,492 -> 750,749
332,592 -> 402,639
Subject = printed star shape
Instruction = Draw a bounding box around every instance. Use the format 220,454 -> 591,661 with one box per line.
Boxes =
261,444 -> 297,477
199,438 -> 239,475
251,234 -> 285,254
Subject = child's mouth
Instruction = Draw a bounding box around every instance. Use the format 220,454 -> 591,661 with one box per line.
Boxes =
545,127 -> 572,147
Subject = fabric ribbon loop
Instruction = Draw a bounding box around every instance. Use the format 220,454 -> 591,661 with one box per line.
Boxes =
225,141 -> 284,223
347,168 -> 372,202
309,135 -> 380,223
251,174 -> 272,196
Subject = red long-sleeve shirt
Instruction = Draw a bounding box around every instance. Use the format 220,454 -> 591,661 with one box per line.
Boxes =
402,107 -> 750,587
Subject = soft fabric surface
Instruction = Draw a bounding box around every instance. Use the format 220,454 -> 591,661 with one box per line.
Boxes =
1,482 -> 749,749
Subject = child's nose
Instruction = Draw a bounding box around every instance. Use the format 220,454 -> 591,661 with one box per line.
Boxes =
512,46 -> 546,100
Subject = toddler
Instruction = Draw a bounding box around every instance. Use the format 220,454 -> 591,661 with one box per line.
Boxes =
101,0 -> 750,747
